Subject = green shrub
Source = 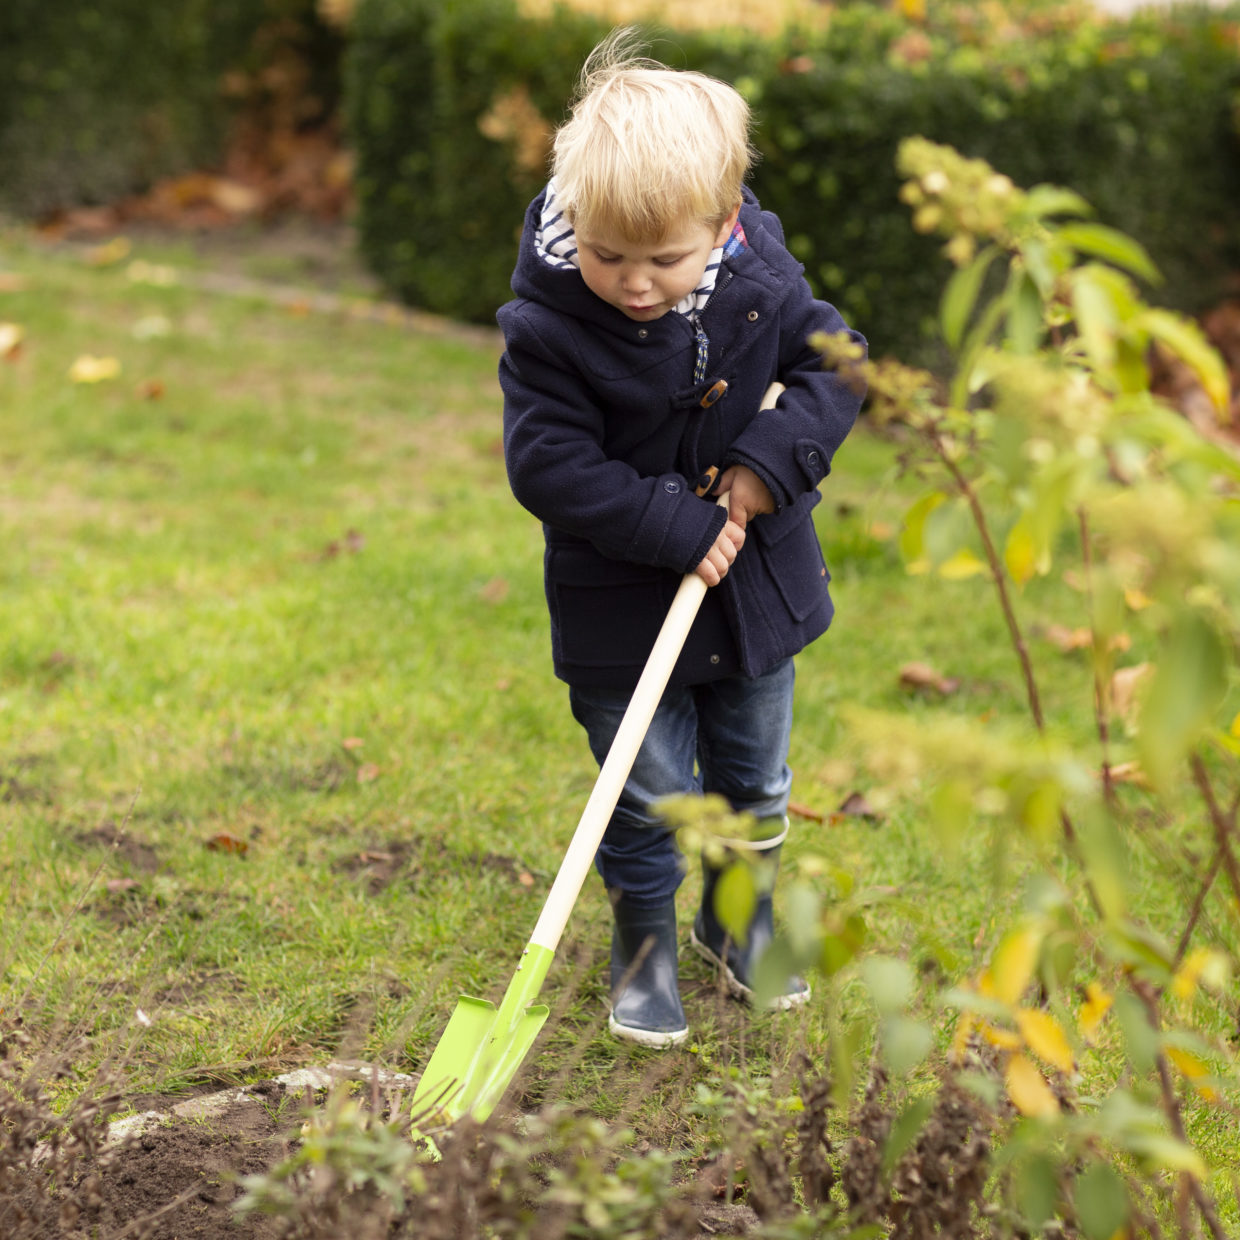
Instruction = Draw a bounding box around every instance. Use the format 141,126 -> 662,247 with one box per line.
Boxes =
346,0 -> 1240,357
0,0 -> 342,217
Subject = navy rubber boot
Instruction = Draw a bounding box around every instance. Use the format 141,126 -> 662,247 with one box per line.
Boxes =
690,844 -> 810,1010
608,893 -> 688,1048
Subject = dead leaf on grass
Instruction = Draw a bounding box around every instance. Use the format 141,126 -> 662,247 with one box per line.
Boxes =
1108,662 -> 1154,722
105,877 -> 141,894
899,661 -> 960,695
342,737 -> 364,750
0,322 -> 23,361
317,529 -> 365,560
830,790 -> 883,825
1041,624 -> 1131,655
135,378 -> 165,400
1107,760 -> 1151,788
0,273 -> 29,293
205,832 -> 249,856
84,237 -> 132,267
69,354 -> 121,383
480,577 -> 509,604
517,871 -> 535,889
356,763 -> 381,784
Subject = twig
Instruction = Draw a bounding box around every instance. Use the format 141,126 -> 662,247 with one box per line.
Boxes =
1172,848 -> 1223,975
1077,510 -> 1117,809
937,441 -> 1045,733
1133,978 -> 1227,1240
1189,755 -> 1240,913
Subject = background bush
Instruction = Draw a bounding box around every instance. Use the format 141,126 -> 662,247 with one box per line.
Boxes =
345,0 -> 1240,358
0,0 -> 343,217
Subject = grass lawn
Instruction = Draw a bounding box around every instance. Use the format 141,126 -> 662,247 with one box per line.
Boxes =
1,225 -> 1236,1219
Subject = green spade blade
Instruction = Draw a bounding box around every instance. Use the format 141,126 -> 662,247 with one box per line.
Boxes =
410,944 -> 553,1133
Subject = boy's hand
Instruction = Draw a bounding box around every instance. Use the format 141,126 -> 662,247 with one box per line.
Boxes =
715,465 -> 775,529
695,518 -> 745,586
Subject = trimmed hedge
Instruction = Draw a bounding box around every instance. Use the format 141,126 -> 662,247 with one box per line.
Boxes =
0,0 -> 341,217
345,0 -> 1240,358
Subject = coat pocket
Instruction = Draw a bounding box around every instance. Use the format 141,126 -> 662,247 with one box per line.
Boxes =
751,495 -> 829,624
549,546 -> 678,671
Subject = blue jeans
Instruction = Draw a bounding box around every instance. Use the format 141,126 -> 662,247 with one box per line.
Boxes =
569,658 -> 795,908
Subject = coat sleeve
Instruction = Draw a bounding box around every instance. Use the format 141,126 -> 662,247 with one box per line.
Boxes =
499,304 -> 727,573
721,234 -> 868,512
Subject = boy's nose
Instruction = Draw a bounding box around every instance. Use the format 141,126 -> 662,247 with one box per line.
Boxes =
621,269 -> 652,292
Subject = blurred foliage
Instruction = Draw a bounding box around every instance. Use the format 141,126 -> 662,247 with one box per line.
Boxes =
345,0 -> 1240,356
0,0 -> 344,217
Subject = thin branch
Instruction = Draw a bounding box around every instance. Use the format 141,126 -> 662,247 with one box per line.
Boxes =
1134,978 -> 1228,1240
1077,509 -> 1117,809
936,441 -> 1045,733
1189,755 -> 1240,913
1172,848 -> 1223,975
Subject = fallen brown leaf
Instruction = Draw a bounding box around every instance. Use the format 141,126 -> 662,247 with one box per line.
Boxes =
205,832 -> 248,856
135,378 -> 165,400
105,878 -> 141,894
480,577 -> 509,604
356,763 -> 381,784
342,737 -> 364,750
1109,662 -> 1153,722
899,661 -> 960,695
830,790 -> 883,824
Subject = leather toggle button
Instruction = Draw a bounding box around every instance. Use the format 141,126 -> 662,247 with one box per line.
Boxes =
699,379 -> 728,408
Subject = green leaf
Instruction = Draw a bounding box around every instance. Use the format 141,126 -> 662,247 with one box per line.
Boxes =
881,1096 -> 935,1174
1023,184 -> 1092,221
1075,1163 -> 1130,1240
751,936 -> 802,1010
1070,266 -> 1120,373
1113,991 -> 1158,1075
715,862 -> 757,946
881,1016 -> 934,1076
1057,222 -> 1161,284
861,955 -> 915,1017
1137,308 -> 1231,416
899,491 -> 946,568
1136,611 -> 1228,791
1005,269 -> 1044,355
1015,1152 -> 1061,1233
941,244 -> 999,349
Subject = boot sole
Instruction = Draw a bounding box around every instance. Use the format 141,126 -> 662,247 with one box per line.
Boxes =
607,1013 -> 689,1048
689,929 -> 811,1011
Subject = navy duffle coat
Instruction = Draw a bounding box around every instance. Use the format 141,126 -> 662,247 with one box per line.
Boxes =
499,187 -> 867,689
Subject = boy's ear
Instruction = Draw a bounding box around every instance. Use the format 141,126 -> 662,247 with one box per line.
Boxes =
713,202 -> 741,246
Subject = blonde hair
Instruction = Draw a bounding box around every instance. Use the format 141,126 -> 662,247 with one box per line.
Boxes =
552,28 -> 755,243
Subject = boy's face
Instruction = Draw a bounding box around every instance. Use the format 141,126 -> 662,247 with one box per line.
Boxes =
576,207 -> 739,323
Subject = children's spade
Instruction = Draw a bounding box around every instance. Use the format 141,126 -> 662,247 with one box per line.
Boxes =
409,383 -> 783,1139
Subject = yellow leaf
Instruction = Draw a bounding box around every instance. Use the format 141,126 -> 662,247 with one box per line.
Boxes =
1165,1045 -> 1219,1104
69,355 -> 122,383
85,237 -> 132,267
1006,1052 -> 1060,1118
979,1021 -> 1022,1052
1124,587 -> 1152,612
937,548 -> 988,580
1016,1008 -> 1075,1074
1004,517 -> 1041,586
0,321 -> 23,359
1079,982 -> 1112,1041
1171,948 -> 1229,1001
951,1010 -> 976,1062
898,0 -> 926,19
987,925 -> 1043,1006
1231,712 -> 1240,741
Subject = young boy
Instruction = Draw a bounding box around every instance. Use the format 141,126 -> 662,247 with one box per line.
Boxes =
498,30 -> 866,1047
